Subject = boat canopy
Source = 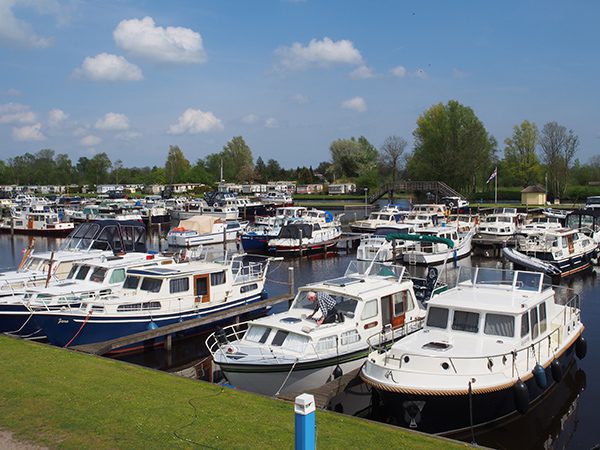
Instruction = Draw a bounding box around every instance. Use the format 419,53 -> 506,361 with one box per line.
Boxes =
178,215 -> 222,233
385,233 -> 454,249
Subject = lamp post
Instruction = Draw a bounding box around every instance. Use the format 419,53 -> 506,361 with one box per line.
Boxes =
364,187 -> 368,218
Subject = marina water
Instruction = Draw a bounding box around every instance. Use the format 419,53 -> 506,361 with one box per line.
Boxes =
1,233 -> 598,449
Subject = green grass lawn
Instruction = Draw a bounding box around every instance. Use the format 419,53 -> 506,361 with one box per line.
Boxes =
0,336 -> 466,450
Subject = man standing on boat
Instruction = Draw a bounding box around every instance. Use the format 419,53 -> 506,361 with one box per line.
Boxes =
307,291 -> 337,325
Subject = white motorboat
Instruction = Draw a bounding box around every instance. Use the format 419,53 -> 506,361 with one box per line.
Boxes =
1,252 -> 174,338
267,221 -> 342,255
356,224 -> 413,262
350,206 -> 408,234
361,266 -> 586,434
395,226 -> 476,265
476,208 -> 524,239
507,228 -> 598,277
0,209 -> 74,236
254,206 -> 307,226
0,220 -> 149,295
34,253 -> 272,350
206,261 -> 429,396
166,216 -> 247,247
519,216 -> 564,236
259,191 -> 293,206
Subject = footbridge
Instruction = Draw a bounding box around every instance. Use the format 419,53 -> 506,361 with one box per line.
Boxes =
367,181 -> 464,204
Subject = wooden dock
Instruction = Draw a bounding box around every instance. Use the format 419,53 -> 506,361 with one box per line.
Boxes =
277,367 -> 362,409
72,293 -> 294,356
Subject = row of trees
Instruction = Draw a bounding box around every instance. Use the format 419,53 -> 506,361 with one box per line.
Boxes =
1,101 -> 598,197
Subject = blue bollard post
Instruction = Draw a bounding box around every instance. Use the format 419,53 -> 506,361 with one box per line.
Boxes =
295,393 -> 316,450
453,249 -> 458,268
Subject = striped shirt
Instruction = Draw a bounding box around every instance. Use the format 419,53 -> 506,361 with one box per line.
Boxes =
314,291 -> 336,317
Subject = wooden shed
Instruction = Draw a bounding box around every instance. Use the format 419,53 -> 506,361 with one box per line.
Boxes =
521,185 -> 547,206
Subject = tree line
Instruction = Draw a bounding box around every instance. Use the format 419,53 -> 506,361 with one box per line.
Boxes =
1,100 -> 598,198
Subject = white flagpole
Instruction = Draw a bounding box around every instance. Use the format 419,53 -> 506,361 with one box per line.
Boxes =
494,167 -> 498,204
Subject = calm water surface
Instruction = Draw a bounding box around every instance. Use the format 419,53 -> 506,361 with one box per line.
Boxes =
1,232 -> 598,450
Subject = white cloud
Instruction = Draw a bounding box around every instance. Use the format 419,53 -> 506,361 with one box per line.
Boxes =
242,114 -> 259,125
12,123 -> 45,141
4,88 -> 21,96
415,68 -> 427,79
114,16 -> 206,64
72,126 -> 88,137
341,96 -> 367,112
291,94 -> 308,104
0,103 -> 36,124
391,65 -> 407,77
48,108 -> 68,127
168,108 -> 224,135
350,65 -> 375,79
115,130 -> 142,141
73,53 -> 143,82
95,112 -> 130,130
0,0 -> 53,48
81,134 -> 102,146
452,68 -> 468,79
264,118 -> 278,129
275,37 -> 363,71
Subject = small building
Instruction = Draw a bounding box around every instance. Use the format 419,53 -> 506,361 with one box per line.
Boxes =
521,185 -> 546,206
328,183 -> 356,195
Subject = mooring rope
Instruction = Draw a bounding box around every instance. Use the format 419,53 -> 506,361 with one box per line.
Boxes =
63,311 -> 93,348
275,358 -> 300,397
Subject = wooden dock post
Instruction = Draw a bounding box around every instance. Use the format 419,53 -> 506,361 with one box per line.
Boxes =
288,267 -> 295,297
10,216 -> 14,237
165,333 -> 173,367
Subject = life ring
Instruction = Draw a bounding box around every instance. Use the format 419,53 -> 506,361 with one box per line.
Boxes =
213,203 -> 219,208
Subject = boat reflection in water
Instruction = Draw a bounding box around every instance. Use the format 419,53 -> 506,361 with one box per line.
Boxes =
325,361 -> 586,450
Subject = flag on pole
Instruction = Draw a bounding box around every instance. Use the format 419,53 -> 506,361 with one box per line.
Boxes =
486,167 -> 497,184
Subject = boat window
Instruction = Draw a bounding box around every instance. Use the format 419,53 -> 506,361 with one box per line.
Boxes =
90,267 -> 107,283
75,265 -> 91,280
117,301 -> 161,312
515,272 -> 542,292
54,262 -> 74,278
240,283 -> 258,293
530,307 -> 539,339
211,271 -> 226,286
170,277 -> 190,294
67,265 -> 79,279
361,300 -> 378,320
521,312 -> 529,338
140,277 -> 162,293
280,333 -> 309,353
426,307 -> 449,329
123,275 -> 140,290
316,336 -> 337,352
109,268 -> 126,284
452,310 -> 480,333
539,302 -> 547,334
484,313 -> 515,337
341,330 -> 361,345
271,330 -> 289,346
562,238 -> 568,249
393,292 -> 407,316
245,325 -> 271,344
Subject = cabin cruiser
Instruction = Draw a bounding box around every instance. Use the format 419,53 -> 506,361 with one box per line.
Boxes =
267,221 -> 342,256
166,216 -> 247,247
441,196 -> 469,213
259,191 -> 293,206
393,226 -> 476,265
0,252 -> 173,338
34,253 -> 272,350
350,206 -> 407,234
0,220 -> 148,295
255,206 -> 307,226
361,267 -> 586,434
356,224 -> 413,262
476,208 -> 524,239
206,261 -> 430,396
503,228 -> 598,278
519,216 -> 564,236
0,209 -> 74,236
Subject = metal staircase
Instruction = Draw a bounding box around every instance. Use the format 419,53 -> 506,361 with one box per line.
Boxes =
366,181 -> 464,204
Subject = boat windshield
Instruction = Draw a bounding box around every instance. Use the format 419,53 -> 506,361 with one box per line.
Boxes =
455,267 -> 549,293
292,291 -> 358,316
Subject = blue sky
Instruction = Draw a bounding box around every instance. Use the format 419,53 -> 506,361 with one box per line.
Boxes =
1,0 -> 598,168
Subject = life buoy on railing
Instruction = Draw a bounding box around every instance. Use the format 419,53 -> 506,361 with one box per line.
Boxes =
324,211 -> 334,223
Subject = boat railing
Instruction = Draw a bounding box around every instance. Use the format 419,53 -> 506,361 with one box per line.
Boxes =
27,289 -> 115,312
366,317 -> 426,353
378,295 -> 581,378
